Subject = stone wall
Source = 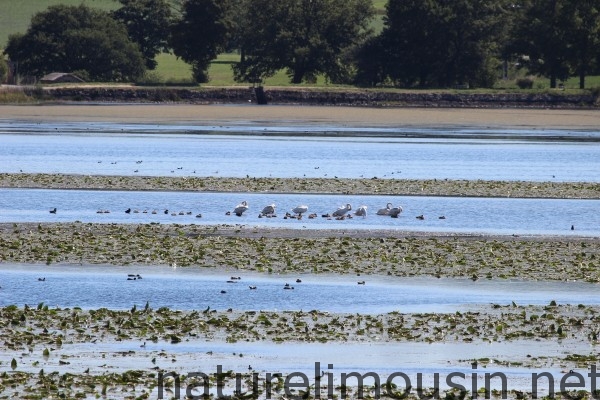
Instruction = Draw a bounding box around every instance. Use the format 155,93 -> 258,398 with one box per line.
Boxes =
43,86 -> 598,108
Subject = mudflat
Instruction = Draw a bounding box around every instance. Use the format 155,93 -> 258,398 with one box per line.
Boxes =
1,103 -> 599,129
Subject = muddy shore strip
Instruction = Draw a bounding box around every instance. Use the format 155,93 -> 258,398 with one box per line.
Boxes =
2,173 -> 600,199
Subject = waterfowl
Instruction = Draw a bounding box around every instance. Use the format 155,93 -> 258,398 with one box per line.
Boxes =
332,204 -> 352,217
296,278 -> 302,283
357,281 -> 365,285
220,290 -> 227,294
234,201 -> 249,216
416,214 -> 425,220
377,203 -> 393,215
249,285 -> 257,290
355,205 -> 368,217
261,204 -> 276,217
292,205 -> 309,216
164,209 -> 169,214
389,206 -> 403,218
308,213 -> 317,219
196,214 -> 202,218
49,208 -> 57,214
38,277 -> 46,281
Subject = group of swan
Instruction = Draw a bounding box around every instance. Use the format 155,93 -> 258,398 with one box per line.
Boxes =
376,203 -> 403,218
229,201 -> 403,218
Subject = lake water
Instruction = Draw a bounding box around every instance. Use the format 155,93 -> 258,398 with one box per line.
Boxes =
1,264 -> 598,312
2,122 -> 600,181
1,121 -> 598,393
1,188 -> 599,235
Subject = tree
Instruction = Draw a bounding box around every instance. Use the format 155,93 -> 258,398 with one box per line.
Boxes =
112,0 -> 173,70
510,0 -> 571,88
233,0 -> 375,84
562,0 -> 600,89
365,0 -> 510,88
0,56 -> 8,83
170,0 -> 234,83
4,5 -> 145,82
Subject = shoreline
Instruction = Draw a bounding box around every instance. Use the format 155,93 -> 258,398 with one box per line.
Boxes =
0,103 -> 599,130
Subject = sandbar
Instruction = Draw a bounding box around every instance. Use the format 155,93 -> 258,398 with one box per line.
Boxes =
1,104 -> 599,130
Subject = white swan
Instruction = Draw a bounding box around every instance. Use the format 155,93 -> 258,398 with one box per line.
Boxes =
292,205 -> 308,216
377,203 -> 393,215
234,201 -> 249,216
355,205 -> 368,217
332,203 -> 352,217
261,203 -> 276,216
389,205 -> 403,218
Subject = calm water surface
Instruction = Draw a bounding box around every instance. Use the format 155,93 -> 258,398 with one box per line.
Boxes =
1,264 -> 597,312
2,122 -> 600,181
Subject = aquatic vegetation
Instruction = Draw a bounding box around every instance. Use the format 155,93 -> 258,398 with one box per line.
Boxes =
1,223 -> 599,283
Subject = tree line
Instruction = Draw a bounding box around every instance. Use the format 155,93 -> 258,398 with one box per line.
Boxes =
4,0 -> 600,89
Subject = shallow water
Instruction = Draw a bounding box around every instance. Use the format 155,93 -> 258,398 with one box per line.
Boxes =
2,123 -> 600,181
0,338 -> 579,394
1,188 -> 598,236
1,264 -> 598,312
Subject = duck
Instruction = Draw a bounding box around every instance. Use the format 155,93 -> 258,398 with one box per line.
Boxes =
416,214 -> 425,220
49,208 -> 57,214
377,203 -> 393,215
